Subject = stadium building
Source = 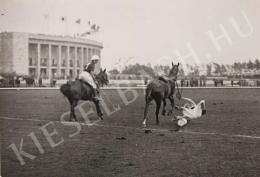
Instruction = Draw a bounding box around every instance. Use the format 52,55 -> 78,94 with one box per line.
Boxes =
0,32 -> 103,79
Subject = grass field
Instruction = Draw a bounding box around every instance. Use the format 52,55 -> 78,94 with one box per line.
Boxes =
0,88 -> 260,177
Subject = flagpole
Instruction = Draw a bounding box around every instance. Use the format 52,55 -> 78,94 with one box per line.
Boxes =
44,14 -> 50,35
61,16 -> 68,36
76,19 -> 81,37
65,17 -> 69,36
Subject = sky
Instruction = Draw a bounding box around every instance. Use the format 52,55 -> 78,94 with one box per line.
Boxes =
0,0 -> 259,70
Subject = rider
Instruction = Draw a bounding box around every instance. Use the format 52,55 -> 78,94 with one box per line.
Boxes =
174,97 -> 206,126
78,55 -> 101,101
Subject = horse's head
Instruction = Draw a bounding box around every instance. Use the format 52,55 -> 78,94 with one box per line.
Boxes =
96,68 -> 109,87
168,62 -> 180,80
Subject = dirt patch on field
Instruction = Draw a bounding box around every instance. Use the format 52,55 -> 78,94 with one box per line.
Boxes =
1,89 -> 260,177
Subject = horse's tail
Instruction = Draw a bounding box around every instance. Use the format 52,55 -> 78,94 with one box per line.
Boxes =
60,83 -> 71,97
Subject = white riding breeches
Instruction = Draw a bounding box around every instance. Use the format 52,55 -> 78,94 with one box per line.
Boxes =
78,71 -> 97,89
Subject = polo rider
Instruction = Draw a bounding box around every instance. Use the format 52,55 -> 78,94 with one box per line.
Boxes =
79,55 -> 101,101
174,97 -> 206,127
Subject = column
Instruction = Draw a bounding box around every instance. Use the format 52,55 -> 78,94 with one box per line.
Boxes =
48,44 -> 52,79
98,49 -> 101,57
85,48 -> 88,65
92,48 -> 95,57
98,49 -> 101,70
57,45 -> 61,77
73,46 -> 77,77
89,48 -> 92,62
65,46 -> 70,79
96,49 -> 100,73
37,43 -> 41,79
81,47 -> 84,69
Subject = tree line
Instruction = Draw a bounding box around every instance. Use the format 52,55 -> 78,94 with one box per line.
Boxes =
108,59 -> 260,77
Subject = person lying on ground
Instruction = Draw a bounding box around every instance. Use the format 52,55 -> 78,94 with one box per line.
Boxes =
174,97 -> 206,127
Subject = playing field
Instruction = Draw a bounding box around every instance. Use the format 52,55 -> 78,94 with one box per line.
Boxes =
0,88 -> 260,177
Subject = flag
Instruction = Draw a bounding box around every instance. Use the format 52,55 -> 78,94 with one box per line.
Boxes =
75,19 -> 81,24
96,25 -> 100,32
91,24 -> 96,30
61,16 -> 67,22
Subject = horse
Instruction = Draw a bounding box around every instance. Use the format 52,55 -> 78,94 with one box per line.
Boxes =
142,62 -> 180,127
60,69 -> 109,121
96,69 -> 108,87
213,78 -> 223,87
6,76 -> 20,87
23,76 -> 35,87
8,78 -> 16,87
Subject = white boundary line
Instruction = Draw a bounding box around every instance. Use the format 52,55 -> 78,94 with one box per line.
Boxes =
0,86 -> 260,90
1,116 -> 260,140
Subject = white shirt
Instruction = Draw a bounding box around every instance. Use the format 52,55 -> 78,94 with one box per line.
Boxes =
78,71 -> 97,89
181,97 -> 205,119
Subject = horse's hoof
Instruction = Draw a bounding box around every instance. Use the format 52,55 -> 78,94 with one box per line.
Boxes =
162,111 -> 166,116
156,122 -> 160,125
98,113 -> 103,120
142,123 -> 147,128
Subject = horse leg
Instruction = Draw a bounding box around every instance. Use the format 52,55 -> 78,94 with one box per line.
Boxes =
155,99 -> 162,125
69,104 -> 74,121
162,99 -> 167,116
70,100 -> 78,121
167,96 -> 175,116
73,101 -> 79,121
93,100 -> 103,120
142,98 -> 152,128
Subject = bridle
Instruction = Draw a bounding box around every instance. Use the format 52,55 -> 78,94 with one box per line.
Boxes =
173,67 -> 183,99
96,72 -> 108,87
175,78 -> 183,100
169,64 -> 183,99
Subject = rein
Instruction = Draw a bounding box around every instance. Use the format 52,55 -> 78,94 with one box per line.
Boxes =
175,80 -> 183,100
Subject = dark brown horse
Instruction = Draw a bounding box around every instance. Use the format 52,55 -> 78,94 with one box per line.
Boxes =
142,62 -> 180,127
95,69 -> 108,87
60,69 -> 109,121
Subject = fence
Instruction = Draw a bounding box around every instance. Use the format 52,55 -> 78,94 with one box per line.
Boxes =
1,78 -> 260,88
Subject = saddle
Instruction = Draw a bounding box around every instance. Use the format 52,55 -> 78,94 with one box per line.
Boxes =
79,79 -> 100,93
154,77 -> 175,98
158,76 -> 171,83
